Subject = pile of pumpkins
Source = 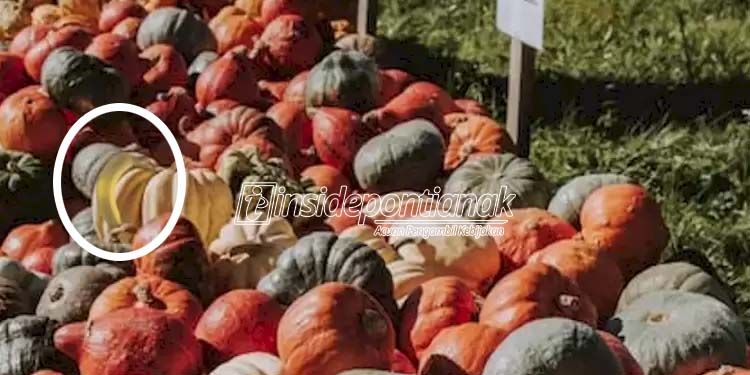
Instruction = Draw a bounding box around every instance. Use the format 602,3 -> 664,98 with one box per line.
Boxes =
0,0 -> 748,374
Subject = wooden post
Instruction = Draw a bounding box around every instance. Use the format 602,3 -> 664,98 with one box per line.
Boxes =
357,0 -> 378,35
506,38 -> 536,158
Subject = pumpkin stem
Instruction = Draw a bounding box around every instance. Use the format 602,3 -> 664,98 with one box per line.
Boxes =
557,294 -> 581,314
132,282 -> 156,307
361,308 -> 388,339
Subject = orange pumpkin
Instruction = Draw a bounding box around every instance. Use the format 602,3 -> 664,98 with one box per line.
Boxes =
301,164 -> 350,193
278,282 -> 395,375
419,323 -> 506,375
145,86 -> 200,134
85,33 -> 148,87
195,289 -> 284,366
98,0 -> 146,32
88,274 -> 204,329
10,25 -> 52,57
598,330 -> 644,375
139,44 -> 189,93
479,262 -> 597,333
196,48 -> 261,110
487,208 -> 577,276
0,220 -> 68,260
111,16 -> 141,40
453,98 -> 490,116
392,349 -> 417,374
209,7 -> 264,54
282,70 -> 308,104
0,86 -> 69,161
258,79 -> 289,101
379,68 -> 415,103
398,276 -> 477,364
443,113 -> 515,171
580,183 -> 670,280
528,239 -> 624,322
0,53 -> 32,97
20,246 -> 57,274
23,25 -> 93,82
364,81 -> 459,135
266,101 -> 312,164
251,14 -> 322,78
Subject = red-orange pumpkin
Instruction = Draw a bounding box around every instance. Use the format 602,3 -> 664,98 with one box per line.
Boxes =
145,86 -> 200,134
98,0 -> 146,32
312,107 -> 374,172
196,48 -> 261,110
278,282 -> 395,375
364,81 -> 459,135
20,246 -> 57,274
398,276 -> 478,364
419,323 -> 506,375
479,262 -> 598,333
10,25 -> 52,57
139,44 -> 189,93
0,219 -> 68,260
528,239 -> 623,322
453,99 -> 490,116
598,330 -> 644,375
54,308 -> 203,375
487,208 -> 577,276
85,33 -> 148,87
251,14 -> 322,78
209,7 -> 264,54
444,113 -> 515,170
379,68 -> 415,103
282,70 -> 308,104
258,79 -> 289,102
111,17 -> 142,40
266,101 -> 312,150
325,205 -> 375,233
258,0 -> 314,26
0,87 -> 68,161
301,164 -> 350,193
392,349 -> 417,374
580,183 -> 670,280
24,26 -> 93,82
194,289 -> 284,365
88,274 -> 204,329
0,53 -> 32,96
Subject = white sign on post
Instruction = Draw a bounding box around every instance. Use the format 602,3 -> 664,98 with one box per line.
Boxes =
496,0 -> 545,50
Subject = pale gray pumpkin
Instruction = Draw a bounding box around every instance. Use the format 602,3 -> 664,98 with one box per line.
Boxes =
136,7 -> 217,62
606,291 -> 746,375
36,265 -> 126,324
444,153 -> 551,220
0,258 -> 48,308
0,277 -> 30,322
72,143 -> 121,199
482,318 -> 624,375
305,49 -> 380,113
0,315 -> 78,375
547,173 -> 633,227
617,262 -> 735,312
354,119 -> 445,193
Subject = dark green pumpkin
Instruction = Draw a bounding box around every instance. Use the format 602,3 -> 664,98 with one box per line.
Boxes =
484,318 -> 624,375
71,143 -> 122,199
0,277 -> 30,323
187,50 -> 218,88
0,258 -> 48,309
353,119 -> 444,193
136,7 -> 217,62
0,150 -> 55,238
257,231 -> 398,323
36,265 -> 126,324
444,153 -> 552,220
41,47 -> 131,114
0,315 -> 78,375
305,50 -> 381,113
547,173 -> 633,228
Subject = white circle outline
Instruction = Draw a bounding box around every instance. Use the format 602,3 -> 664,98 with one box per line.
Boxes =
52,103 -> 187,262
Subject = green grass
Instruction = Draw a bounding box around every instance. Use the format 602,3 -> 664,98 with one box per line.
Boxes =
378,0 -> 750,328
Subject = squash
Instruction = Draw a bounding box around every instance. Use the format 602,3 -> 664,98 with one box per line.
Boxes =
305,50 -> 380,113
337,371 -> 407,375
209,6 -> 263,54
300,164 -> 349,194
41,47 -> 131,114
378,69 -> 414,104
0,53 -> 31,97
258,232 -> 398,322
210,352 -> 282,375
606,291 -> 746,375
19,246 -> 56,275
387,211 -> 500,298
363,82 -> 459,134
484,318 -> 624,374
54,308 -> 203,375
145,86 -> 200,134
35,265 -> 125,324
338,225 -> 398,264
391,350 -> 415,373
112,17 -> 143,40
443,113 -> 515,171
335,33 -> 382,61
266,102 -> 313,163
486,208 -> 577,275
187,50 -> 218,88
278,282 -> 395,375
196,48 -> 261,110
444,153 -> 552,219
72,143 -> 122,199
132,214 -> 213,304
208,214 -> 297,292
0,220 -> 67,261
282,70 -> 308,104
419,322 -> 506,375
528,239 -> 624,323
703,367 -> 750,375
617,261 -> 735,313
136,7 -> 216,62
398,276 -> 477,363
195,289 -> 284,365
547,173 -> 633,228
598,330 -> 644,375
88,274 -> 203,329
312,107 -> 374,172
24,26 -> 95,81
354,119 -> 445,193
479,262 -> 597,333
251,14 -> 322,77
453,99 -> 489,116
85,33 -> 148,87
0,257 -> 48,307
0,87 -> 68,161
0,277 -> 31,322
0,315 -> 77,375
139,43 -> 189,92
58,0 -> 100,24
259,79 -> 289,102
141,166 -> 233,246
580,183 -> 669,280
98,0 -> 145,32
0,150 -> 56,237
9,25 -> 51,57
258,0 -> 316,26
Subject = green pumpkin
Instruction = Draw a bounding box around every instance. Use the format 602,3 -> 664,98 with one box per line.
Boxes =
136,7 -> 217,62
0,150 -> 55,237
617,261 -> 735,312
547,173 -> 633,227
0,315 -> 78,375
444,153 -> 551,220
483,318 -> 624,375
0,258 -> 48,309
606,291 -> 746,375
257,231 -> 398,323
354,119 -> 445,193
36,265 -> 126,325
41,47 -> 131,114
305,50 -> 381,113
0,277 -> 31,323
72,143 -> 122,199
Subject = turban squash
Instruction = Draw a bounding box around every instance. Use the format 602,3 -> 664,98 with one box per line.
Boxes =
0,315 -> 77,375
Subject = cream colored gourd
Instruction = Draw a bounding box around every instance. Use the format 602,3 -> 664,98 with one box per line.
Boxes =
210,352 -> 281,375
388,260 -> 431,301
141,166 -> 233,246
339,225 -> 399,264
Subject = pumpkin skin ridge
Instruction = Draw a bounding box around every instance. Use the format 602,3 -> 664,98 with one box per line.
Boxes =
418,322 -> 507,375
